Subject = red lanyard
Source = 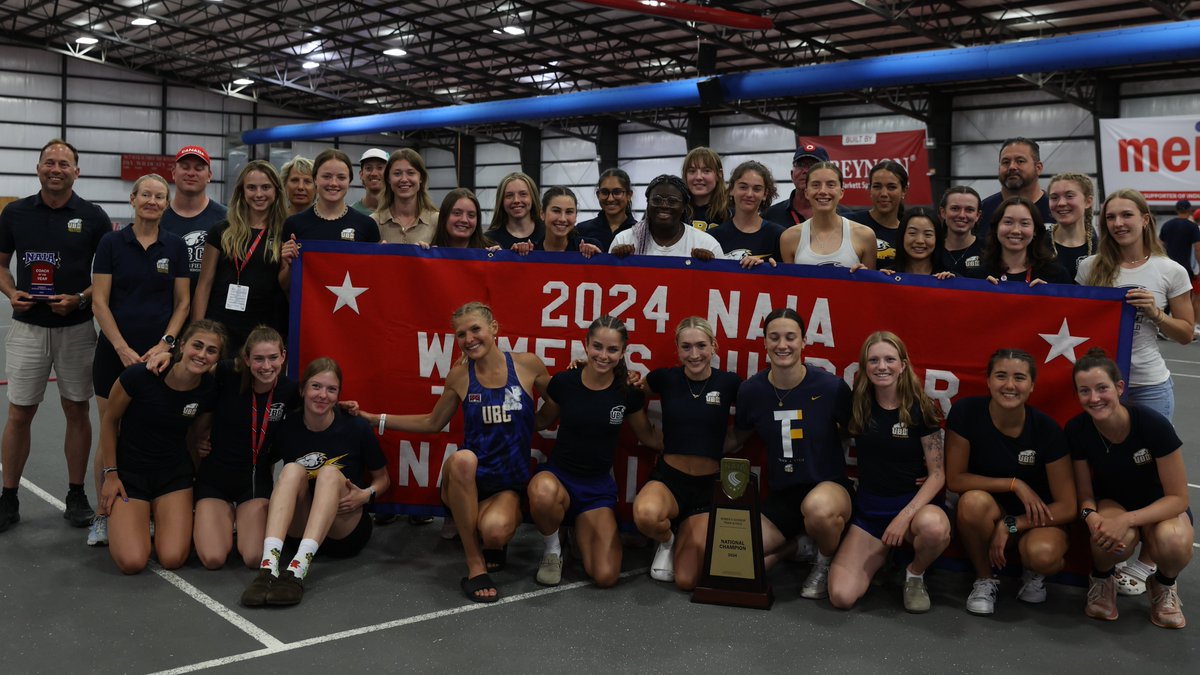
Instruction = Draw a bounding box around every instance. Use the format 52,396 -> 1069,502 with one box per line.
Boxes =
250,386 -> 276,468
790,208 -> 802,226
234,227 -> 269,284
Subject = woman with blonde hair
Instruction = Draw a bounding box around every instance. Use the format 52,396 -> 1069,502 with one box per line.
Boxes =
681,147 -> 729,232
1047,172 -> 1097,279
486,172 -> 544,249
192,160 -> 287,350
373,148 -> 439,245
280,156 -> 315,217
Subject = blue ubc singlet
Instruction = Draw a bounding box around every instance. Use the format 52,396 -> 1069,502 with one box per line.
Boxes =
462,352 -> 535,491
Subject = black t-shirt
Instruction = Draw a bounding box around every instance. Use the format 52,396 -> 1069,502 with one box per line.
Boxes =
1052,238 -> 1094,283
979,191 -> 1053,243
845,209 -> 898,265
855,400 -> 941,497
116,365 -> 217,472
941,238 -> 985,277
1066,404 -> 1181,511
282,207 -> 381,244
688,205 -> 728,233
547,369 -> 645,477
205,360 -> 299,473
487,222 -> 545,249
534,231 -> 600,252
0,192 -> 111,327
576,214 -> 635,253
647,367 -> 739,460
966,259 -> 1073,285
160,200 -> 229,282
274,409 -> 387,489
202,221 -> 285,343
735,368 -> 852,490
1158,217 -> 1200,276
946,396 -> 1067,516
708,219 -> 785,262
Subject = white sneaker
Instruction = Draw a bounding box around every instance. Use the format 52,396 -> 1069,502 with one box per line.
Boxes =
87,515 -> 108,547
789,534 -> 816,563
800,560 -> 830,599
650,539 -> 675,582
1017,571 -> 1047,604
966,578 -> 1000,615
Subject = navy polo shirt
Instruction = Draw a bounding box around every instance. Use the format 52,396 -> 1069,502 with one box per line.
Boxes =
93,226 -> 188,347
576,214 -> 636,253
0,191 -> 111,327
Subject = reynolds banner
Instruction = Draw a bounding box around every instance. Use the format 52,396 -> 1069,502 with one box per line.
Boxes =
289,243 -> 1133,516
1100,114 -> 1200,204
798,130 -> 931,209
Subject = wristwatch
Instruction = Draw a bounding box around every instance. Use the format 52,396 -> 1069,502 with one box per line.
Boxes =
1003,515 -> 1018,534
76,292 -> 90,310
1080,507 -> 1096,522
160,334 -> 176,349
367,486 -> 377,505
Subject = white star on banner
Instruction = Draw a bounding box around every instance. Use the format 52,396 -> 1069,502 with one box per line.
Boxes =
1039,318 -> 1089,364
326,271 -> 367,314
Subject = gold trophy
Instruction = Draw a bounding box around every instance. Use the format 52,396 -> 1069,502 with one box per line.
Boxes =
692,457 -> 773,609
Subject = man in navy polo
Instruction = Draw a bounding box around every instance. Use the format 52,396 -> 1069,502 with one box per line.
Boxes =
0,138 -> 111,532
160,145 -> 227,291
977,137 -> 1053,240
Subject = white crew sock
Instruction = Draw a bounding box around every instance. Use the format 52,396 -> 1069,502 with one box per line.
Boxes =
543,530 -> 562,557
260,537 -> 284,576
287,538 -> 320,580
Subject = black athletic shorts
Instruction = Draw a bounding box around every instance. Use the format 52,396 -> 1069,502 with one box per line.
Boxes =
119,460 -> 194,502
193,462 -> 273,504
761,478 -> 853,540
285,510 -> 373,559
649,460 -> 716,531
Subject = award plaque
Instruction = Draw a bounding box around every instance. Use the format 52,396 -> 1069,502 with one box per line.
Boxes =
692,457 -> 773,610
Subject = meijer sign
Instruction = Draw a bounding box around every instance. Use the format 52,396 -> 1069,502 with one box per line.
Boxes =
1100,115 -> 1200,204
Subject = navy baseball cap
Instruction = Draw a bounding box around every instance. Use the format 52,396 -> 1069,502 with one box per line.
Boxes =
793,143 -> 829,164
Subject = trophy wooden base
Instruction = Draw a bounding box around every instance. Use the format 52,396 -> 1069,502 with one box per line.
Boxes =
691,583 -> 774,610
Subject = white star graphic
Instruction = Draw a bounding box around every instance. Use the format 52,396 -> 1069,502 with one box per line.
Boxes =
326,271 -> 367,314
1039,318 -> 1089,364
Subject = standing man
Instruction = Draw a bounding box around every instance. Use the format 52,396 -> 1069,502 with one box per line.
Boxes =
0,139 -> 111,531
765,143 -> 829,227
351,148 -> 389,215
978,137 -> 1053,239
160,145 -> 227,292
1158,199 -> 1200,337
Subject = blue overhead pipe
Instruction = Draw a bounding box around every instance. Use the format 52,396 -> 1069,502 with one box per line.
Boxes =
243,20 -> 1200,144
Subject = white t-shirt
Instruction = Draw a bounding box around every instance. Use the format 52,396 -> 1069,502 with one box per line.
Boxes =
610,227 -> 724,258
1076,254 -> 1190,386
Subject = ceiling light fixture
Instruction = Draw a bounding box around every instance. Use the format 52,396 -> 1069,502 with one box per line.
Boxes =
75,36 -> 99,45
383,48 -> 407,57
502,25 -> 525,36
302,61 -> 320,70
131,17 -> 157,26
233,78 -> 253,85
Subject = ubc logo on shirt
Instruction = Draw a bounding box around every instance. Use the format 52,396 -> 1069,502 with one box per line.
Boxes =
267,402 -> 286,422
482,405 -> 511,424
66,218 -> 83,233
182,402 -> 199,418
891,422 -> 909,439
340,228 -> 356,241
1018,449 -> 1037,465
965,255 -> 981,269
1133,448 -> 1152,466
295,451 -> 348,479
705,391 -> 722,406
609,405 -> 626,425
156,258 -> 170,274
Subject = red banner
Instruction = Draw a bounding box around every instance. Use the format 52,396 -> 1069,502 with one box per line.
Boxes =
798,130 -> 931,209
289,244 -> 1133,517
120,154 -> 177,182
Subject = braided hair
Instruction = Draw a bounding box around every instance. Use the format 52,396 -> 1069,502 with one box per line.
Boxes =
631,174 -> 692,255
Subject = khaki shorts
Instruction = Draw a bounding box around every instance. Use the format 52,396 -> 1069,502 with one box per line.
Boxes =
4,320 -> 97,405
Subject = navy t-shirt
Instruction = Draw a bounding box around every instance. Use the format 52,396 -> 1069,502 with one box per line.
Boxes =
1066,404 -> 1181,511
546,369 -> 645,477
735,367 -> 852,490
1052,239 -> 1094,283
576,214 -> 635,253
855,400 -> 941,497
845,209 -> 898,265
116,365 -> 217,472
946,396 -> 1067,516
0,192 -> 111,327
941,238 -> 985,277
1158,217 -> 1200,276
93,226 -> 189,349
708,219 -> 786,262
274,409 -> 386,489
202,221 -> 285,345
282,207 -> 381,244
646,367 -> 739,460
205,360 -> 299,473
488,222 -> 545,249
160,200 -> 228,282
533,231 -> 600,252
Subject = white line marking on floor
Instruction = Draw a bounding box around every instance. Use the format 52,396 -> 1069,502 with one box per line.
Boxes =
1170,372 -> 1200,379
149,566 -> 651,675
9,466 -> 283,650
1190,483 -> 1200,490
1165,358 -> 1200,365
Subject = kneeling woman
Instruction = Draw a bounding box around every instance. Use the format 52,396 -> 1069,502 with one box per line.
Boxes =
240,358 -> 388,607
98,320 -> 224,574
1068,349 -> 1191,628
828,332 -> 950,613
946,349 -> 1076,616
632,317 -> 739,590
193,326 -> 298,569
355,302 -> 553,603
530,316 -> 661,588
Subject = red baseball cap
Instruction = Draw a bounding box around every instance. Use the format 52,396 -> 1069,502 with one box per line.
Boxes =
175,145 -> 211,165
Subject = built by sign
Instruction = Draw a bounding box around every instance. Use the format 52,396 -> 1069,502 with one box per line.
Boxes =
1099,114 -> 1200,204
